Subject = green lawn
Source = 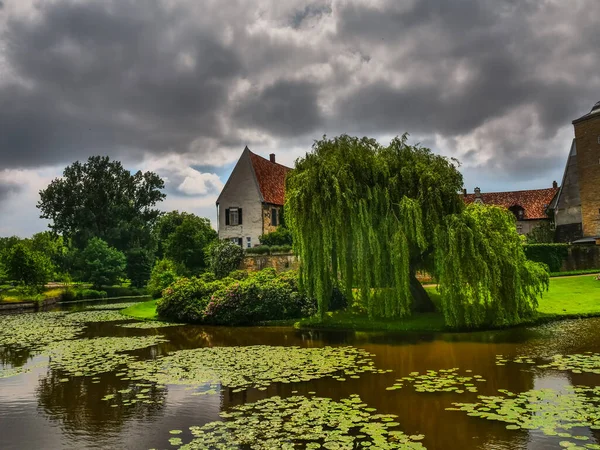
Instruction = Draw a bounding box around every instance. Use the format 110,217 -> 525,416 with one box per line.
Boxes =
114,276 -> 600,331
120,300 -> 159,320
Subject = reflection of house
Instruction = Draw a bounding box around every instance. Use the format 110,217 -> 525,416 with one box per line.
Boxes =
462,185 -> 559,235
216,147 -> 291,247
552,101 -> 600,243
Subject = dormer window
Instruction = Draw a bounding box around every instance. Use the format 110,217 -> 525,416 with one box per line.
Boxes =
509,205 -> 525,221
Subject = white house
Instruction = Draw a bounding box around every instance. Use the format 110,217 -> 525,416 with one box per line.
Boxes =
216,147 -> 291,248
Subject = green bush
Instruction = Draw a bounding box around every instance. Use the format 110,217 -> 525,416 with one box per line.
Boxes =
76,289 -> 107,300
523,244 -> 568,273
157,269 -> 316,325
147,259 -> 179,299
157,276 -> 232,322
245,245 -> 271,255
259,228 -> 293,246
103,286 -> 146,297
270,245 -> 292,253
206,240 -> 245,278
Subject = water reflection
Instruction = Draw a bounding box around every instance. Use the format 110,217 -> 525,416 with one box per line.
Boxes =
0,312 -> 600,449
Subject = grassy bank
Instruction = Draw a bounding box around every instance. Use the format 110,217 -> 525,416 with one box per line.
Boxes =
115,275 -> 600,332
296,275 -> 600,332
120,300 -> 159,320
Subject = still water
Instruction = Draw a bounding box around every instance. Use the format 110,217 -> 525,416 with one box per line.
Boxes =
1,303 -> 600,450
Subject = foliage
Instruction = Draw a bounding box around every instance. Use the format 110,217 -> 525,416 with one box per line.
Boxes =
206,240 -> 245,279
523,243 -> 569,273
147,258 -> 179,298
158,276 -> 233,322
286,134 -> 464,319
154,211 -> 217,274
245,245 -> 271,255
79,238 -> 127,289
526,221 -> 555,243
4,243 -> 53,290
550,268 -> 600,277
259,227 -> 293,246
434,204 -> 549,328
126,247 -> 154,288
157,269 -> 316,325
37,156 -> 165,252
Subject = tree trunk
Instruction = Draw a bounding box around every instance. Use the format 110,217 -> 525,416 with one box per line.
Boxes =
410,272 -> 436,313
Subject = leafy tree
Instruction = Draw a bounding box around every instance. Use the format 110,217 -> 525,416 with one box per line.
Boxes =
126,247 -> 154,288
38,156 -> 165,252
155,211 -> 217,274
29,232 -> 71,277
526,222 -> 555,244
285,134 -> 548,327
5,243 -> 53,291
147,258 -> 179,298
259,228 -> 293,246
435,204 -> 548,328
79,238 -> 126,289
206,240 -> 245,279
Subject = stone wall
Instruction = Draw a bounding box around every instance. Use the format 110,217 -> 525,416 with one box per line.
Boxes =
574,113 -> 600,237
241,253 -> 299,272
560,245 -> 600,271
261,204 -> 282,236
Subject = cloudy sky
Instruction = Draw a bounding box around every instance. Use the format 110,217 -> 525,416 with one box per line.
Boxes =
1,0 -> 599,237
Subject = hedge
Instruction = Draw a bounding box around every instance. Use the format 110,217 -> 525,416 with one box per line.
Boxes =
523,244 -> 569,273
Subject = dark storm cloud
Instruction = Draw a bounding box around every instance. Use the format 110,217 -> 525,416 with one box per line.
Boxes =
234,80 -> 323,137
0,181 -> 21,202
0,0 -> 599,187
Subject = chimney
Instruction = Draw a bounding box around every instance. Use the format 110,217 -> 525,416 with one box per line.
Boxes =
269,153 -> 276,163
552,180 -> 558,189
462,188 -> 467,195
474,187 -> 481,198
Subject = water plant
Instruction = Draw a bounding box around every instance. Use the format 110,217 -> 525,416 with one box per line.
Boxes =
538,353 -> 600,375
121,345 -> 383,391
117,321 -> 183,329
85,302 -> 142,311
0,312 -> 85,349
387,368 -> 485,393
175,394 -> 426,449
448,386 -> 600,447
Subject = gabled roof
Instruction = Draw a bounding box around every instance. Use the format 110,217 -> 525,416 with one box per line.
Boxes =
462,187 -> 559,220
248,149 -> 292,205
572,100 -> 600,124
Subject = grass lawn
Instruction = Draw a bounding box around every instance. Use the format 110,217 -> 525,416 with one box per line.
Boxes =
114,276 -> 600,332
120,300 -> 159,320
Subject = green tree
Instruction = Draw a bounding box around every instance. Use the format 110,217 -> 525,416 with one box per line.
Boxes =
79,238 -> 126,289
155,211 -> 217,274
206,240 -> 245,279
147,258 -> 179,298
526,222 -> 555,244
5,243 -> 53,291
126,247 -> 154,288
29,232 -> 71,277
285,134 -> 548,327
435,204 -> 549,328
37,156 -> 165,252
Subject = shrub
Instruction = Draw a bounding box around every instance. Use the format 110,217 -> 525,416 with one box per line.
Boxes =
245,245 -> 271,255
77,289 -> 107,300
259,228 -> 293,246
206,240 -> 245,278
157,269 -> 316,325
270,245 -> 293,254
523,244 -> 568,273
147,259 -> 179,299
60,287 -> 77,302
157,276 -> 232,322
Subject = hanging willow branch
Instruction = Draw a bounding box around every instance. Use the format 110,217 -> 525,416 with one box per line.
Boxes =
434,204 -> 549,328
285,134 -> 464,319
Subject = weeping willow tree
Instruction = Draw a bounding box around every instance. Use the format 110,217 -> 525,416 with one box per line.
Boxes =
285,134 -> 463,319
286,134 -> 549,327
434,204 -> 549,328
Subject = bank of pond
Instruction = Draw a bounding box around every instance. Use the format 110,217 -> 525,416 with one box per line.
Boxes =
2,292 -> 600,449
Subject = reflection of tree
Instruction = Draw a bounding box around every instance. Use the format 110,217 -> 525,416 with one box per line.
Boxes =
36,367 -> 167,435
0,345 -> 35,368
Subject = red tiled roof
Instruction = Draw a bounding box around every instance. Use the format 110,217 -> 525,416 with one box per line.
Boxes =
248,151 -> 292,205
462,187 -> 559,220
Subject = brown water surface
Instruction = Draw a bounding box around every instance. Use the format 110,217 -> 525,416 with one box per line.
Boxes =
1,305 -> 600,449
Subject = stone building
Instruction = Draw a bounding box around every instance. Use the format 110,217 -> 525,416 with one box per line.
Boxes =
462,185 -> 559,235
216,147 -> 291,247
552,101 -> 600,242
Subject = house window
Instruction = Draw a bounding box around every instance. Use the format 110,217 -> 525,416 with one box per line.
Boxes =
516,224 -> 523,234
271,208 -> 278,227
226,207 -> 242,226
246,237 -> 252,248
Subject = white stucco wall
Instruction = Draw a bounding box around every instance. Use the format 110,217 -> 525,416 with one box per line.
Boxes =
216,150 -> 264,248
